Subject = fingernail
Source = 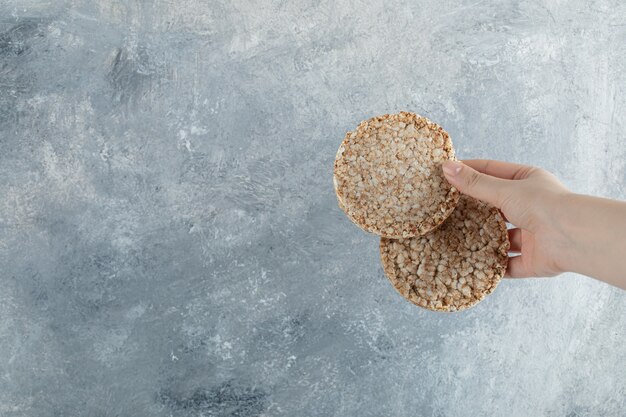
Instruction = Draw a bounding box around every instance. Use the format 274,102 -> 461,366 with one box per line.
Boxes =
442,161 -> 462,177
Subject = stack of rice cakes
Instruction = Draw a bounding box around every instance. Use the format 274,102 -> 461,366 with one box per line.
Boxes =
334,112 -> 509,312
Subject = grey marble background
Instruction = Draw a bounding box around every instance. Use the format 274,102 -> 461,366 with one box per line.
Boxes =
1,1 -> 625,416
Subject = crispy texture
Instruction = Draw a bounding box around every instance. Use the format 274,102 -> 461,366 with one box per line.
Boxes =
333,112 -> 459,238
380,195 -> 509,312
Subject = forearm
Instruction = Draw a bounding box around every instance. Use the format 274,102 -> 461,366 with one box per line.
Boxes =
556,193 -> 626,289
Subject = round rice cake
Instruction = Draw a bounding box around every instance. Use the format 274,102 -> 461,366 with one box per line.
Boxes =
380,195 -> 509,312
333,112 -> 459,238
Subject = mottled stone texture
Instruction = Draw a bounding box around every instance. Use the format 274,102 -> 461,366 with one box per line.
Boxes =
1,1 -> 625,416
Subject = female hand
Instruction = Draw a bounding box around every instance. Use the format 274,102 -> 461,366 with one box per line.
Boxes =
442,160 -> 626,290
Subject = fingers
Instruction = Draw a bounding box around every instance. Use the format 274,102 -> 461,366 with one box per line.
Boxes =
507,228 -> 522,252
505,255 -> 533,278
462,159 -> 535,180
442,161 -> 510,208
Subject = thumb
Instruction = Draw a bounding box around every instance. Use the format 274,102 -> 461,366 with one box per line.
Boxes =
442,160 -> 509,208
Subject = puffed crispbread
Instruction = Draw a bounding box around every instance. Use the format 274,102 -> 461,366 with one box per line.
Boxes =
333,112 -> 459,238
380,195 -> 509,312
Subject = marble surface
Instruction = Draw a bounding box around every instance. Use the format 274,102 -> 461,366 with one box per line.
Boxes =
1,1 -> 625,416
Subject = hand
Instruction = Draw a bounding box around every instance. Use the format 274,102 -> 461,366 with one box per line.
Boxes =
442,159 -> 626,290
441,160 -> 572,278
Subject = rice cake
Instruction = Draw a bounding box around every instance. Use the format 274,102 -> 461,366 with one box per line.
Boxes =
333,112 -> 459,238
380,195 -> 509,312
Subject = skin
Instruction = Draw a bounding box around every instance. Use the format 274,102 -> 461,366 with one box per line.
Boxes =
441,160 -> 626,290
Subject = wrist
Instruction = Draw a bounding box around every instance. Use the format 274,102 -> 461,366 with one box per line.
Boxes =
549,192 -> 585,274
